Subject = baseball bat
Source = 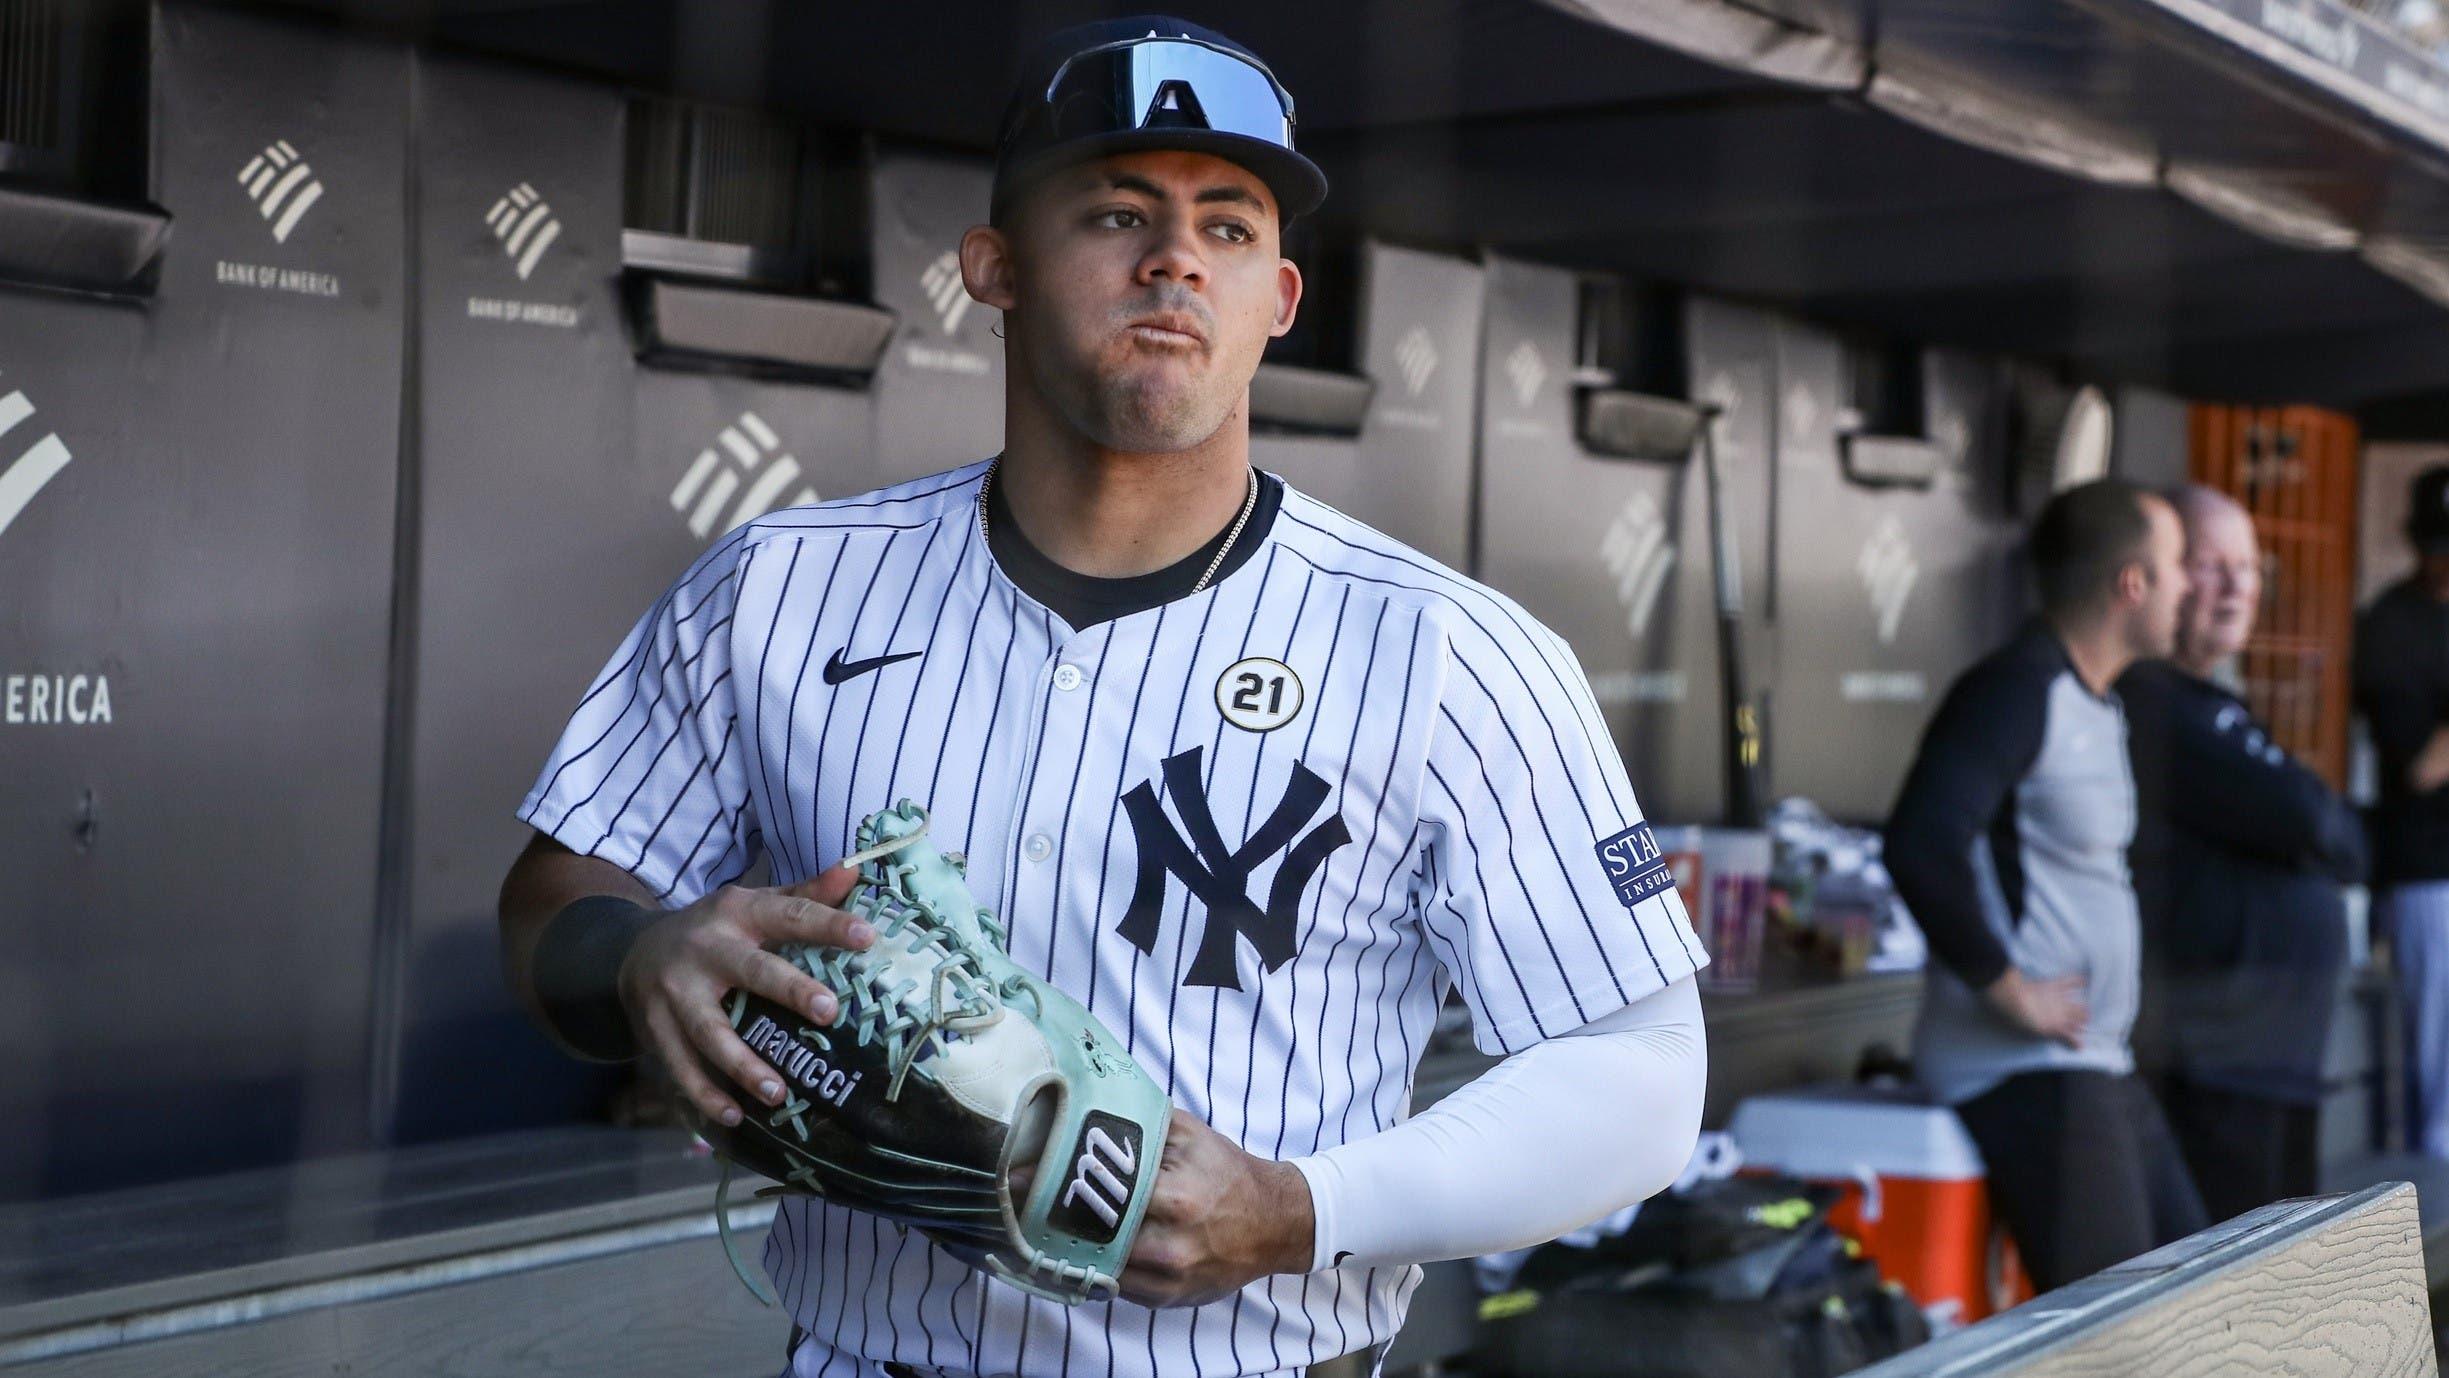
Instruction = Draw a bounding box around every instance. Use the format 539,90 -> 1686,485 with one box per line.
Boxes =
1696,408 -> 1766,828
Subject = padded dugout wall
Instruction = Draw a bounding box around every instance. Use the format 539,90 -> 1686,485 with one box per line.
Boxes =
0,2 -> 406,1197
1767,328 -> 2021,823
866,148 -> 1002,481
1475,258 -> 1766,825
393,53 -> 638,1141
391,56 -> 892,1141
1256,242 -> 1482,570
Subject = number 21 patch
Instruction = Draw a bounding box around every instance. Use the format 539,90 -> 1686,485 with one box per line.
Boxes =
1215,657 -> 1304,732
1594,822 -> 1676,909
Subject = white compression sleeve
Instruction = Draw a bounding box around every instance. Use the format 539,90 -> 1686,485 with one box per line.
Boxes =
1287,976 -> 1706,1272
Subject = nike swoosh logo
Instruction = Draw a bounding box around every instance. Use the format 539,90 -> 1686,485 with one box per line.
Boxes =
822,648 -> 922,685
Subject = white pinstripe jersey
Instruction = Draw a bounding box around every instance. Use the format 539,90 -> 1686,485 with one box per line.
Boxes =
518,458 -> 1705,1377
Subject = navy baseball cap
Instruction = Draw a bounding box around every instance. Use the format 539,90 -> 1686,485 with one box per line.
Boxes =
991,16 -> 1328,225
2412,464 -> 2449,554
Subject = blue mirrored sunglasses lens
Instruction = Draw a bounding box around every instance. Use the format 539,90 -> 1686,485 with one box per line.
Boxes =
1045,40 -> 1292,147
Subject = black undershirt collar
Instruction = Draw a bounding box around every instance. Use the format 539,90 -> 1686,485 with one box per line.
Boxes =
983,466 -> 1283,631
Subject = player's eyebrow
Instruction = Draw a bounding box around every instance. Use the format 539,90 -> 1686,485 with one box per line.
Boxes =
1194,184 -> 1266,210
1105,173 -> 1166,199
1103,172 -> 1267,212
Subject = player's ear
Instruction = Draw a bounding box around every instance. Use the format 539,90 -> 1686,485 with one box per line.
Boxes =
2114,557 -> 2148,609
1269,255 -> 1302,339
961,224 -> 1018,314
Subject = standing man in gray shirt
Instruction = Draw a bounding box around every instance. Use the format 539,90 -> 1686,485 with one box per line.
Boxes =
1885,478 -> 2207,1290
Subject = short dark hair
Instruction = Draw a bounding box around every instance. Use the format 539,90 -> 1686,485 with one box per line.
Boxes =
2029,478 -> 2154,617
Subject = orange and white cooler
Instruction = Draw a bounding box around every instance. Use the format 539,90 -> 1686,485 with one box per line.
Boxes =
1727,1082 -> 2030,1326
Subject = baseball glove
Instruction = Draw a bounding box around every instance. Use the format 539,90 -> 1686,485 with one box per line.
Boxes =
692,799 -> 1173,1307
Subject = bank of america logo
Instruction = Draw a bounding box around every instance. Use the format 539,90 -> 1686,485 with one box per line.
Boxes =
1783,379 -> 1820,443
1600,489 -> 1676,640
1931,404 -> 1969,463
1700,370 -> 1743,425
1395,327 -> 1438,398
1504,341 -> 1547,409
0,382 -> 71,542
669,412 -> 818,540
1858,514 -> 1919,645
237,139 -> 324,244
919,252 -> 972,334
483,183 -> 562,281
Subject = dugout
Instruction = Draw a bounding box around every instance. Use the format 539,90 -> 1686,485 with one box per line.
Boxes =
9,0 -> 2449,1372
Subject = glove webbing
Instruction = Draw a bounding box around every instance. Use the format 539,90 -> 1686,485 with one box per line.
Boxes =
709,815 -> 1017,1307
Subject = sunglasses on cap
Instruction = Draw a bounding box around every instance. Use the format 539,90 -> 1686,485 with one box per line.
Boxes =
1025,34 -> 1298,150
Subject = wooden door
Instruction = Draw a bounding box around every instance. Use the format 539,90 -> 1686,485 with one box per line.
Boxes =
2189,405 -> 2360,788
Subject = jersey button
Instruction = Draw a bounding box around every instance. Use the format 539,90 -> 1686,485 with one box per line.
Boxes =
1052,664 -> 1084,692
1023,833 -> 1053,863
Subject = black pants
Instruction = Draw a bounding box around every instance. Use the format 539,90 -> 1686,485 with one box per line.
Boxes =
1953,1069 -> 2208,1293
2156,1076 -> 2320,1225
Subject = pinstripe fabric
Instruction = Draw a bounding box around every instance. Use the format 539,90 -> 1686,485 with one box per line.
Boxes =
518,460 -> 1704,1377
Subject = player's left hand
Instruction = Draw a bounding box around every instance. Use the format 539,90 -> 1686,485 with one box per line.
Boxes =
1117,1108 -> 1315,1307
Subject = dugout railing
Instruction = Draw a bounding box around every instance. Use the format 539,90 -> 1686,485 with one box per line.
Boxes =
1854,1181 -> 2436,1378
3,1133 -> 2433,1376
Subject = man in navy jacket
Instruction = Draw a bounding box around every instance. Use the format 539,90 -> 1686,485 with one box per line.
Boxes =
2123,485 -> 2363,1221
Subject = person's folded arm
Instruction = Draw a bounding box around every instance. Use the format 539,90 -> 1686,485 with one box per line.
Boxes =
2156,693 -> 2365,879
1285,976 -> 1704,1271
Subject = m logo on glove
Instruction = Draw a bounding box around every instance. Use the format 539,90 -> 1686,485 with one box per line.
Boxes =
1052,1111 -> 1145,1244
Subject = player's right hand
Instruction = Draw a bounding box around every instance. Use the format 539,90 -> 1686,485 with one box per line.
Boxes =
1983,968 -> 2088,1048
617,863 -> 875,1130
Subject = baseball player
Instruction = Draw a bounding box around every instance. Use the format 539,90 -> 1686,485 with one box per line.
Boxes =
496,17 -> 1708,1377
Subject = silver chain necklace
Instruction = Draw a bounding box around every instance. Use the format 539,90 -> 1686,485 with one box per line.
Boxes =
978,460 -> 1260,597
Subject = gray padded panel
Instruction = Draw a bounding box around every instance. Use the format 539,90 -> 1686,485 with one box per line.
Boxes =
1476,258 -> 1757,824
1768,325 -> 2022,822
392,53 -> 656,1141
1258,241 -> 1483,571
0,0 -> 406,1198
866,148 -> 1003,482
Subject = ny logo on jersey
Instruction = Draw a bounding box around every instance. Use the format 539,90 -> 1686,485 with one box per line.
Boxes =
1118,747 -> 1352,990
